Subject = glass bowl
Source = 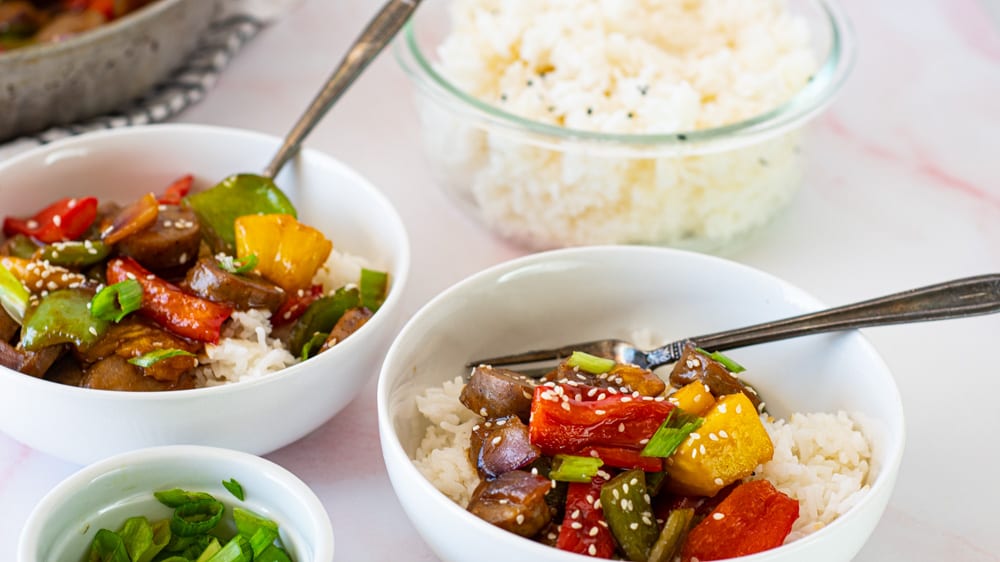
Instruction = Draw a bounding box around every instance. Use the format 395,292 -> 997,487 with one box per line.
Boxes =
397,0 -> 855,252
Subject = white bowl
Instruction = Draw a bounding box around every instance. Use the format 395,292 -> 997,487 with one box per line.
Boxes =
378,246 -> 904,562
0,124 -> 410,464
18,445 -> 334,562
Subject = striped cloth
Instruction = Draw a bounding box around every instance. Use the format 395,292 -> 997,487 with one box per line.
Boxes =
0,0 -> 295,161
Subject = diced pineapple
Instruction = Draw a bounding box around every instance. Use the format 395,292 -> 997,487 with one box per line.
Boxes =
664,392 -> 773,497
233,214 -> 332,293
667,381 -> 716,416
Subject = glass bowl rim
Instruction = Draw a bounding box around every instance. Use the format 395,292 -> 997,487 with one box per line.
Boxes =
398,0 -> 856,149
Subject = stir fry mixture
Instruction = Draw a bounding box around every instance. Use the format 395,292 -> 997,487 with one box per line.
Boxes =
0,174 -> 389,391
458,345 -> 796,561
0,0 -> 155,52
86,480 -> 295,562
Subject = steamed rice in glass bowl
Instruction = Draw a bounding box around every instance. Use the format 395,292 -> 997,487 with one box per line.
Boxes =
397,0 -> 854,252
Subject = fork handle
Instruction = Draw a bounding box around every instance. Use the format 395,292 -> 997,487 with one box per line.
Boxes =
649,273 -> 1000,368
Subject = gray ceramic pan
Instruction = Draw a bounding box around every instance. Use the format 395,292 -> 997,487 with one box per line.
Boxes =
0,0 -> 220,141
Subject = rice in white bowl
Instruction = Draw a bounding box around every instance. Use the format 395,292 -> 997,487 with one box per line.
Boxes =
416,0 -> 819,249
195,249 -> 375,386
412,375 -> 873,544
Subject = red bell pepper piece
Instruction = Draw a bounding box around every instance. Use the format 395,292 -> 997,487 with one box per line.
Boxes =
3,197 -> 98,243
575,445 -> 663,472
556,475 -> 615,558
681,479 -> 799,561
529,383 -> 675,455
103,192 -> 159,245
158,174 -> 194,205
272,283 -> 324,326
106,257 -> 233,343
87,0 -> 115,18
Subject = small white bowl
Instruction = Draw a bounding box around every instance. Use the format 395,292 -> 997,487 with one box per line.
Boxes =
17,445 -> 334,562
0,124 -> 410,464
378,246 -> 905,562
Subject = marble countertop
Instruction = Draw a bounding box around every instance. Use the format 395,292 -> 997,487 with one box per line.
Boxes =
2,0 -> 998,560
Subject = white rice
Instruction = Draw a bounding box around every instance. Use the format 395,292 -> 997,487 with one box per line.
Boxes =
412,376 -> 873,542
419,0 -> 818,249
194,250 -> 373,386
755,411 -> 872,542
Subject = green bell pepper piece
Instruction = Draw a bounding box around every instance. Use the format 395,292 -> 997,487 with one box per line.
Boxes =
600,469 -> 659,562
184,173 -> 297,252
21,288 -> 108,351
287,287 -> 360,358
4,234 -> 40,259
37,240 -> 111,268
648,507 -> 695,562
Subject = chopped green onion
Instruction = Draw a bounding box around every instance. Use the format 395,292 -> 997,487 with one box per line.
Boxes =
143,519 -> 171,562
87,528 -> 131,562
0,263 -> 29,324
696,347 -> 745,373
91,279 -> 143,322
128,348 -> 196,368
234,507 -> 279,539
154,488 -> 216,508
249,526 -> 279,557
205,534 -> 253,562
359,268 -> 389,312
548,454 -> 604,482
194,538 -> 222,562
218,254 -> 259,275
566,350 -> 615,374
641,409 -> 704,458
255,546 -> 293,562
118,517 -> 154,562
223,478 -> 245,501
300,332 -> 327,361
170,499 -> 225,537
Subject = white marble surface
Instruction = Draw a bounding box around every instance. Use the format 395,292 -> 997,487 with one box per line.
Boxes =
2,0 -> 999,560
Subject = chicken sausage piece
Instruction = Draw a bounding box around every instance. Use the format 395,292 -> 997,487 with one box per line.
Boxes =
116,206 -> 201,273
81,355 -> 195,391
467,470 -> 552,538
460,365 -> 536,423
182,258 -> 286,312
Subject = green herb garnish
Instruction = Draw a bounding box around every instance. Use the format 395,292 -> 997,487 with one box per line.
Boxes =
641,409 -> 704,458
695,347 -> 745,373
548,454 -> 604,483
566,351 -> 615,374
91,279 -> 143,322
359,268 -> 389,312
223,478 -> 245,501
218,254 -> 259,275
128,349 -> 196,369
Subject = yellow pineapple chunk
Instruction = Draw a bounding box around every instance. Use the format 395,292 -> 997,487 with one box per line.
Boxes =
233,214 -> 332,293
667,381 -> 716,416
664,392 -> 773,497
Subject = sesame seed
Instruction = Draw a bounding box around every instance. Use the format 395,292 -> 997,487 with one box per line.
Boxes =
719,430 -> 729,438
693,394 -> 701,402
714,478 -> 724,486
479,407 -> 488,416
491,436 -> 502,446
629,522 -> 639,530
612,489 -> 620,500
736,404 -> 743,414
699,444 -> 706,455
620,396 -> 632,403
88,326 -> 98,336
713,512 -> 725,520
623,483 -> 630,494
618,423 -> 625,433
531,468 -> 538,475
709,433 -> 719,441
164,220 -> 173,228
690,432 -> 701,440
588,545 -> 597,556
571,509 -> 581,519
561,401 -> 571,411
588,526 -> 599,537
595,409 -> 606,415
498,499 -> 509,504
586,495 -> 594,504
571,522 -> 583,530
639,438 -> 649,445
516,514 -> 525,525
718,403 -> 727,414
52,215 -> 62,226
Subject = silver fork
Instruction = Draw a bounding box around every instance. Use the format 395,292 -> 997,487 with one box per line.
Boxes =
466,273 -> 1000,373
